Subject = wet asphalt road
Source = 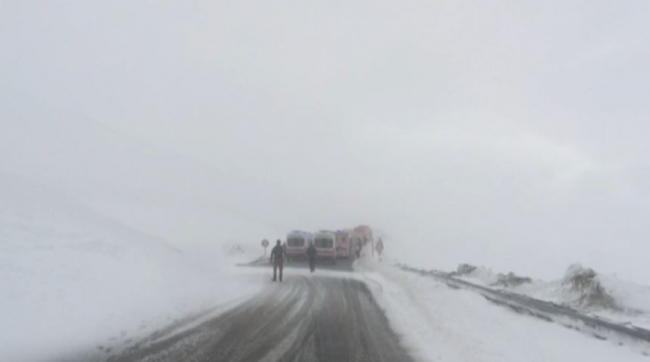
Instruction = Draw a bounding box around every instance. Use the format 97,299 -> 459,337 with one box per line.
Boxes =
243,256 -> 356,272
108,264 -> 414,362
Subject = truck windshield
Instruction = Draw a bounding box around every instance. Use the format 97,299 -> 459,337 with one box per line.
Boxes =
287,238 -> 305,247
315,238 -> 333,248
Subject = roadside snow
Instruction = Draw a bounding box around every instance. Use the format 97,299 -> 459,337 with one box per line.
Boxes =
356,256 -> 648,362
451,262 -> 650,331
516,267 -> 650,330
0,178 -> 266,362
452,264 -> 502,286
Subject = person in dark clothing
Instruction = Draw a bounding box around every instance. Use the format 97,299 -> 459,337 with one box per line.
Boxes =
306,241 -> 317,272
270,239 -> 285,282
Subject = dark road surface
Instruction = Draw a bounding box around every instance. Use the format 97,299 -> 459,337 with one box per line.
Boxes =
108,274 -> 414,362
242,256 -> 356,272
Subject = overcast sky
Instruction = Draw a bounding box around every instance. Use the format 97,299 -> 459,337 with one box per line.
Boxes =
2,1 -> 650,282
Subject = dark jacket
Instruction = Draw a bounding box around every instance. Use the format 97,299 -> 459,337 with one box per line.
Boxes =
306,244 -> 317,259
271,245 -> 285,264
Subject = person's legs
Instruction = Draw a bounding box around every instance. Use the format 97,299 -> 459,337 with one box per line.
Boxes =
279,262 -> 283,281
273,263 -> 277,281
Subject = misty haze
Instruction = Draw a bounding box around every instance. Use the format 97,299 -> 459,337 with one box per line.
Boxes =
2,1 -> 650,361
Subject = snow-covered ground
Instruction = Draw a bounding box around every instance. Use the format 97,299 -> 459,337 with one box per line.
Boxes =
4,173 -> 647,362
355,254 -> 649,362
451,263 -> 650,331
0,177 -> 267,362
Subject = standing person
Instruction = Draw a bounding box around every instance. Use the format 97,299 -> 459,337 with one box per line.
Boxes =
270,240 -> 285,282
306,241 -> 317,272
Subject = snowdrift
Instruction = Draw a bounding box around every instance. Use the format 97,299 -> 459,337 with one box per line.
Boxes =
516,264 -> 650,315
451,263 -> 532,288
558,264 -> 620,310
454,262 -> 650,329
0,177 -> 265,362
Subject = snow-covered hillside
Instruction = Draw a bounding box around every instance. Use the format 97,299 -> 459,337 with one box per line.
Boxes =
0,116 -> 286,247
0,176 -> 266,362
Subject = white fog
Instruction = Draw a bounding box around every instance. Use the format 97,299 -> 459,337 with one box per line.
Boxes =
2,1 -> 650,361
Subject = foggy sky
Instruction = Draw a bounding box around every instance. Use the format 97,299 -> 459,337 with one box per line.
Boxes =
2,1 -> 650,282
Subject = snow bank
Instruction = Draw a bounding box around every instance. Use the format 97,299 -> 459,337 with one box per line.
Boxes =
517,264 -> 650,329
0,177 -> 265,362
356,257 -> 649,362
449,261 -> 650,330
451,263 -> 532,288
559,264 -> 619,310
516,264 -> 649,314
183,240 -> 263,270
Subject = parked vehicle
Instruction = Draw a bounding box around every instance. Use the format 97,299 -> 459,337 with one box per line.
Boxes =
285,230 -> 312,261
335,230 -> 353,259
313,230 -> 337,264
285,226 -> 374,263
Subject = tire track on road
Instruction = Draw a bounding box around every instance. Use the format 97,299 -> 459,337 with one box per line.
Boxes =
107,276 -> 414,362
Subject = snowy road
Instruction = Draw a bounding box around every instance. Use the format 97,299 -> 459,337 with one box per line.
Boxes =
107,276 -> 414,362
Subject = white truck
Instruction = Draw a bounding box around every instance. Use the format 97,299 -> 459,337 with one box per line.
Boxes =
285,230 -> 312,261
313,230 -> 337,264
